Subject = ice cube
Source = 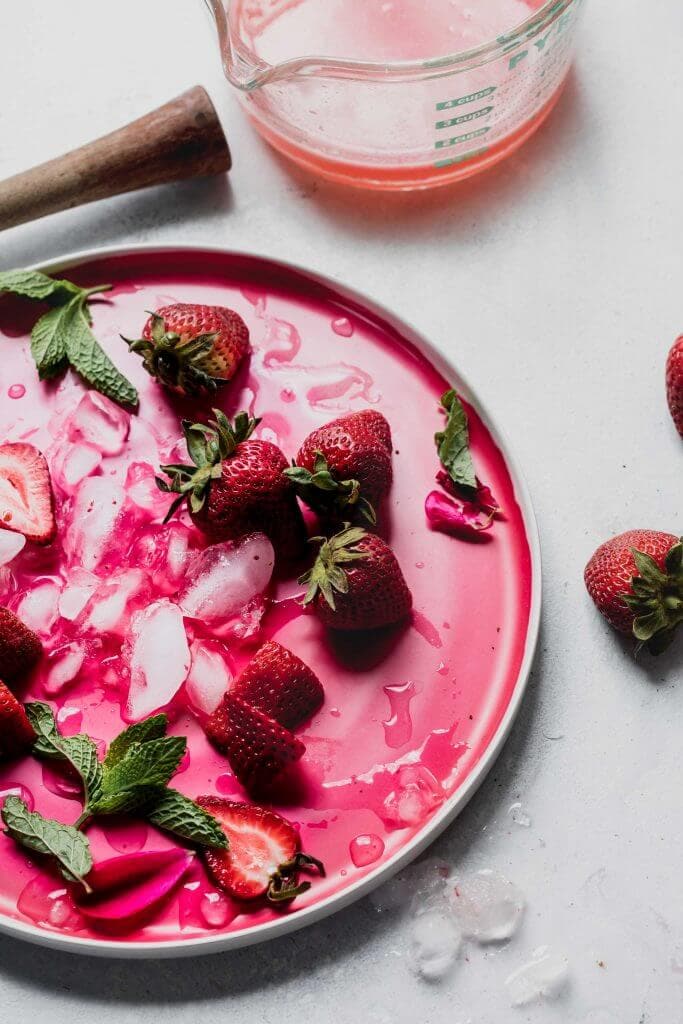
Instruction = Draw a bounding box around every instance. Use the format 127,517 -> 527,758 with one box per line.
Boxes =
381,765 -> 444,828
81,569 -> 148,635
186,641 -> 232,715
64,477 -> 134,571
125,462 -> 169,519
504,946 -> 569,1006
44,642 -> 87,695
58,569 -> 99,621
16,579 -> 62,635
66,392 -> 130,456
0,531 -> 26,566
450,869 -> 525,944
179,534 -> 275,624
51,443 -> 102,492
409,908 -> 462,981
369,858 -> 451,915
124,600 -> 191,721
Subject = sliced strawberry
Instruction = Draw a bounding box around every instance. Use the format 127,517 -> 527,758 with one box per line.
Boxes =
232,641 -> 324,732
0,443 -> 56,544
195,797 -> 324,902
205,693 -> 305,793
0,682 -> 35,759
0,606 -> 43,683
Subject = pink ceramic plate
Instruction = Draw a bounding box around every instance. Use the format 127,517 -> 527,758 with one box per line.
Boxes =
0,246 -> 540,957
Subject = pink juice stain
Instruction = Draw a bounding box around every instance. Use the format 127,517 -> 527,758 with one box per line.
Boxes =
0,250 -> 533,945
382,680 -> 420,749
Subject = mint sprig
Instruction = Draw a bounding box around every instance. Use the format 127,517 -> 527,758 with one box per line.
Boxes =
1,796 -> 93,890
0,268 -> 138,408
435,389 -> 477,495
26,701 -> 103,808
145,789 -> 227,849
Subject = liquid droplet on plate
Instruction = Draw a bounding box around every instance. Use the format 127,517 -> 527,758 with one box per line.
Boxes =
56,706 -> 83,735
0,783 -> 34,815
382,680 -> 419,748
8,384 -> 26,399
280,387 -> 296,403
350,833 -> 385,867
331,317 -> 354,338
42,761 -> 82,800
17,875 -> 82,930
100,818 -> 148,854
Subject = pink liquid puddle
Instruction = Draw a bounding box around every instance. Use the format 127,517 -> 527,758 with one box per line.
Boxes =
0,250 -> 532,945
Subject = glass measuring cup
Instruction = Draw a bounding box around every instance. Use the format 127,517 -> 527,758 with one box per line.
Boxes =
205,0 -> 586,190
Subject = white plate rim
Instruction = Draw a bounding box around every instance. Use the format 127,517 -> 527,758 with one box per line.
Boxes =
0,243 -> 542,958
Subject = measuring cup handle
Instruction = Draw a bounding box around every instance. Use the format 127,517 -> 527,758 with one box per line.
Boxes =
0,86 -> 231,232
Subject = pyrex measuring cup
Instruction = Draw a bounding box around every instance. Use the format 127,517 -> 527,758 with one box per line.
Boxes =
205,0 -> 586,190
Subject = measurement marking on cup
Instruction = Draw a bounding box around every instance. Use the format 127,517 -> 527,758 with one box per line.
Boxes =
434,126 -> 490,150
434,106 -> 493,132
436,86 -> 496,112
434,147 -> 489,170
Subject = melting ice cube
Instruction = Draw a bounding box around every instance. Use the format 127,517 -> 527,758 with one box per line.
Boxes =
178,534 -> 275,625
58,569 -> 99,622
66,392 -> 130,456
51,443 -> 102,492
16,579 -> 62,635
409,908 -> 462,981
124,600 -> 191,721
381,765 -> 444,828
0,531 -> 25,566
44,643 -> 87,695
125,462 -> 170,519
65,477 -> 133,571
81,569 -> 149,636
185,642 -> 232,715
504,946 -> 569,1006
450,869 -> 525,944
369,858 -> 451,915
132,523 -> 191,593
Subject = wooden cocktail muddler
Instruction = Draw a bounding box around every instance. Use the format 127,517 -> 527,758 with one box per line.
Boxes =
0,86 -> 231,231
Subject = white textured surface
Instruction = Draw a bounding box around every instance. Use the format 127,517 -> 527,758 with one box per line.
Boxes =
1,0 -> 682,1019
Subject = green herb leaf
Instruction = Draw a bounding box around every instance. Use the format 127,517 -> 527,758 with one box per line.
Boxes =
91,735 -> 187,816
1,796 -> 92,887
104,714 -> 168,772
145,789 -> 228,850
30,304 -> 70,379
88,784 -> 167,817
25,702 -> 103,807
65,298 -> 138,408
0,269 -> 78,302
435,389 -> 477,495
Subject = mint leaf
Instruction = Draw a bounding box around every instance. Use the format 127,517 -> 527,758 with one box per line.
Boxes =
1,796 -> 92,888
65,297 -> 138,408
435,389 -> 477,494
30,304 -> 70,379
104,714 -> 168,772
91,736 -> 186,816
145,790 -> 228,850
25,702 -> 102,807
0,269 -> 78,302
88,784 -> 166,817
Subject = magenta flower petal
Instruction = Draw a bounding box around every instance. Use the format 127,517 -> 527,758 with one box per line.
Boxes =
77,848 -> 194,923
435,470 -> 500,515
425,491 -> 495,540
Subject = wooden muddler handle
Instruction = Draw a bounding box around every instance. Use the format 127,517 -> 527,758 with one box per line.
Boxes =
0,86 -> 231,231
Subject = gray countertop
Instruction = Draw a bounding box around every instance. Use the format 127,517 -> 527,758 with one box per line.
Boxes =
0,0 -> 681,1019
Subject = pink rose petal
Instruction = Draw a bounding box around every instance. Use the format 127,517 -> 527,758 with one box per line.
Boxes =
77,849 -> 194,923
425,491 -> 495,541
436,470 -> 500,515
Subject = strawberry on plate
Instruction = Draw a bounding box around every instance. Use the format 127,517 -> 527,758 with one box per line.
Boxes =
195,797 -> 324,902
232,640 -> 324,731
124,304 -> 249,397
584,530 -> 683,654
157,410 -> 306,561
666,335 -> 683,437
0,606 -> 43,683
301,525 -> 413,631
0,443 -> 56,544
285,409 -> 393,525
205,693 -> 305,794
0,682 -> 35,760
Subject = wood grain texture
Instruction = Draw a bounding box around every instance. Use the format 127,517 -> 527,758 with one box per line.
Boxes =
0,86 -> 231,231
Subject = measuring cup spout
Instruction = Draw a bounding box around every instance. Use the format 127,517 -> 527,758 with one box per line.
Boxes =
203,0 -> 271,90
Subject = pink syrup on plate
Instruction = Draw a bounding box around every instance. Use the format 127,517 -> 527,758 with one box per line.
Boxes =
0,250 -> 532,945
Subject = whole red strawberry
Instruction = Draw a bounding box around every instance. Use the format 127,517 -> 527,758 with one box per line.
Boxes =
666,335 -> 683,437
0,443 -> 56,545
231,641 -> 324,731
157,410 -> 306,560
124,304 -> 249,397
584,530 -> 682,654
285,410 -> 393,524
0,607 -> 42,683
195,797 -> 324,902
0,682 -> 35,759
205,693 -> 305,793
301,525 -> 412,631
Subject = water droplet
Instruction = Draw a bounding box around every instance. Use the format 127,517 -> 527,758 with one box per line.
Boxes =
331,317 -> 354,338
8,384 -> 25,399
437,662 -> 449,676
216,773 -> 235,795
56,706 -> 83,735
329,707 -> 341,718
42,761 -> 82,800
0,783 -> 34,815
200,889 -> 234,927
350,833 -> 385,867
415,561 -> 425,570
100,818 -> 148,854
508,801 -> 532,828
382,680 -> 419,748
280,387 -> 296,403
17,875 -> 82,930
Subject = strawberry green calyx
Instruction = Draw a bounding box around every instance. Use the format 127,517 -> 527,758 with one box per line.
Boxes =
267,852 -> 326,903
622,538 -> 683,654
300,525 -> 369,610
123,313 -> 221,397
284,451 -> 376,525
156,409 -> 259,522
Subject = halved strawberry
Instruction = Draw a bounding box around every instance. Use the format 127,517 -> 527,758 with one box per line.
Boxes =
0,607 -> 42,683
0,682 -> 35,759
0,443 -> 56,544
205,693 -> 305,793
195,797 -> 324,902
232,641 -> 324,731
